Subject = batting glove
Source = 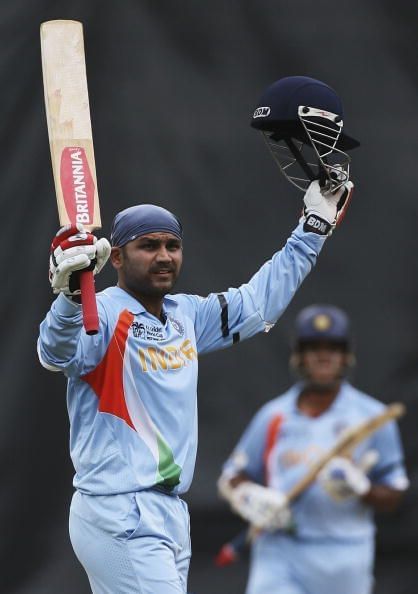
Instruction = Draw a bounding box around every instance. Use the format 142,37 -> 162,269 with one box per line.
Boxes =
227,481 -> 292,532
49,224 -> 111,295
318,451 -> 379,502
302,179 -> 354,236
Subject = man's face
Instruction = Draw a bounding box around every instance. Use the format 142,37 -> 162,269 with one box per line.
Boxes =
298,341 -> 349,388
111,232 -> 183,299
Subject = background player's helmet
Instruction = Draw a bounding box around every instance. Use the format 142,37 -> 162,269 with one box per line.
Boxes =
251,76 -> 359,192
293,304 -> 351,352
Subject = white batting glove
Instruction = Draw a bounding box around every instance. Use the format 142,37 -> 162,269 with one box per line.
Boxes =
302,179 -> 354,236
227,481 -> 292,532
318,451 -> 379,502
49,224 -> 111,295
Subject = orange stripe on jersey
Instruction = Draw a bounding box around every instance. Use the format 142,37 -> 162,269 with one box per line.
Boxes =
82,309 -> 135,430
263,414 -> 283,484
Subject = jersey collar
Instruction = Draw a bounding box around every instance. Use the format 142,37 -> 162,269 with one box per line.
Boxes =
101,285 -> 179,315
292,380 -> 350,413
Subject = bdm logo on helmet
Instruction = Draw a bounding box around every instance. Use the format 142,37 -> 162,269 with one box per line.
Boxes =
253,106 -> 271,118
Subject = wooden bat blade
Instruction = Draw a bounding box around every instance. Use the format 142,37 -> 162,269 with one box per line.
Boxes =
40,20 -> 101,231
286,402 -> 406,502
41,20 -> 100,334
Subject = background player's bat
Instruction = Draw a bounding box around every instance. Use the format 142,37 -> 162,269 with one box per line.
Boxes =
40,20 -> 101,335
244,402 -> 406,543
285,401 -> 405,501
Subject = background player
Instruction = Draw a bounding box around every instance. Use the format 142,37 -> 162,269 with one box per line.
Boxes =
218,304 -> 409,594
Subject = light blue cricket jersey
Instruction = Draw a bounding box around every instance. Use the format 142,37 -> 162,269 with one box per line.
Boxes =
223,382 -> 409,539
38,223 -> 324,496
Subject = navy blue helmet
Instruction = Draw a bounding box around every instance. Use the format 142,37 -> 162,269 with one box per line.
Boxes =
251,76 -> 359,149
293,304 -> 351,350
251,76 -> 359,192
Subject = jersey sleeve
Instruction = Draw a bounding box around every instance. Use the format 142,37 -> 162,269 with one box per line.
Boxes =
193,223 -> 325,354
221,405 -> 272,484
37,293 -> 112,378
368,420 -> 409,491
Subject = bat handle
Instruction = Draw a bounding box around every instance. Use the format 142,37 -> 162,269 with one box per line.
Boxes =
79,270 -> 99,335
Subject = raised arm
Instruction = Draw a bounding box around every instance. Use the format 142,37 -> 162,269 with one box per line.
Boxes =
194,180 -> 353,353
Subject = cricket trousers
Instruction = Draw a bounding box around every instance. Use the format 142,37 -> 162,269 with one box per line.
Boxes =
69,489 -> 191,594
246,532 -> 374,594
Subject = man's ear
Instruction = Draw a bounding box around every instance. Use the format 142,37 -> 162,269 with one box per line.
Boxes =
345,352 -> 356,368
289,352 -> 301,372
110,246 -> 123,269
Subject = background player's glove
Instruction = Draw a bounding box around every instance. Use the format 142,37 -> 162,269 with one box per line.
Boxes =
226,481 -> 292,531
318,450 -> 379,501
302,179 -> 354,236
49,224 -> 111,295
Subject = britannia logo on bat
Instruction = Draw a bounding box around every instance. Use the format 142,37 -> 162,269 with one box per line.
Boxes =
60,147 -> 95,225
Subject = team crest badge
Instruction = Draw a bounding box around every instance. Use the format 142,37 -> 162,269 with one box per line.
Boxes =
169,316 -> 185,336
313,314 -> 332,331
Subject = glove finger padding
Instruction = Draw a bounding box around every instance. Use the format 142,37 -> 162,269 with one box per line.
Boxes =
302,180 -> 354,236
332,181 -> 354,228
95,237 -> 112,274
318,455 -> 372,502
229,482 -> 292,532
49,224 -> 111,295
50,253 -> 92,293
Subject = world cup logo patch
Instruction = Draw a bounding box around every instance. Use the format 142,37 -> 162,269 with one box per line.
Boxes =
131,322 -> 146,338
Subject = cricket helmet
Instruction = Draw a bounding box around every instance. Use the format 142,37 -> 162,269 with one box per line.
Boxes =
293,304 -> 351,351
251,76 -> 359,192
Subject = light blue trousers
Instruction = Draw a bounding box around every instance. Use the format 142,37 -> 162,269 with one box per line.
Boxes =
246,532 -> 374,594
69,489 -> 191,594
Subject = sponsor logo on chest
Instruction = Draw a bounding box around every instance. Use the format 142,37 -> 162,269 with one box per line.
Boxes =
131,321 -> 165,341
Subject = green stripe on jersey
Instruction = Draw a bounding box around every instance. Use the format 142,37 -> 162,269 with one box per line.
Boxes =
155,432 -> 182,489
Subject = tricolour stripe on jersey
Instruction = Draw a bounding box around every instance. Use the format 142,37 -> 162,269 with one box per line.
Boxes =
263,413 -> 283,485
83,308 -> 181,489
82,309 -> 135,430
123,337 -> 182,488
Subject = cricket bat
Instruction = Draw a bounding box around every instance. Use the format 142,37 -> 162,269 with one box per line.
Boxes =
285,401 -> 406,501
40,20 -> 101,335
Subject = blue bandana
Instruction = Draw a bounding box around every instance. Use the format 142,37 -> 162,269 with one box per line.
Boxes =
110,204 -> 183,247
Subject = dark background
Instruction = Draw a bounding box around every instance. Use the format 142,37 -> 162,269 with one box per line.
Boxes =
1,1 -> 417,592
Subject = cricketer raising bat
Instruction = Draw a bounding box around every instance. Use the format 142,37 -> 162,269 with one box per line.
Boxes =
40,20 -> 101,335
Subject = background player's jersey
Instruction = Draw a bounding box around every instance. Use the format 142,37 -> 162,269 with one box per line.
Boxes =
223,382 -> 409,539
38,223 -> 324,496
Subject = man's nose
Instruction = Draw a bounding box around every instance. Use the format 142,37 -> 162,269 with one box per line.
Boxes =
155,245 -> 171,260
311,345 -> 331,356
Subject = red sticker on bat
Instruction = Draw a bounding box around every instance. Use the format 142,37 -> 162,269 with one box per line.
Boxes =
60,147 -> 95,225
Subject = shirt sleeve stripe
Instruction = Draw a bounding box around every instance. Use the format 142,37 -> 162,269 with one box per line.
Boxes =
263,413 -> 283,485
217,293 -> 229,337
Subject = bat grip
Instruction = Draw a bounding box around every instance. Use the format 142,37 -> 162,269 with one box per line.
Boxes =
79,270 -> 99,335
